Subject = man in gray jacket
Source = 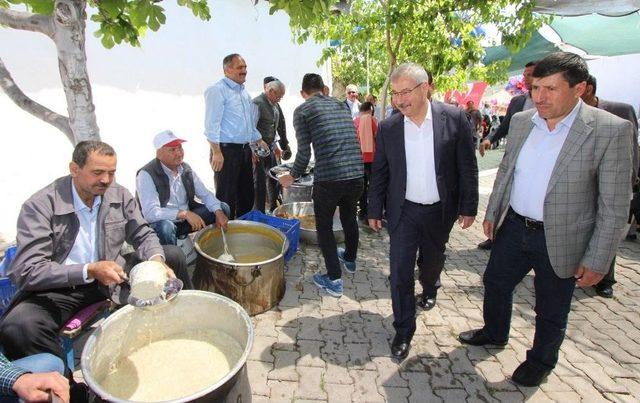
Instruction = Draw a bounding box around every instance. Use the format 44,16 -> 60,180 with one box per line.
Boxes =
252,77 -> 291,212
459,53 -> 633,387
0,141 -> 188,361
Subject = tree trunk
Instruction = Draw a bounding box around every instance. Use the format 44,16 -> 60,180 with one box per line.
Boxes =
52,0 -> 99,143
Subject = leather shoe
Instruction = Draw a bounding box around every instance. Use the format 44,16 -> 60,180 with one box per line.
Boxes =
511,361 -> 551,387
477,239 -> 493,250
594,283 -> 614,298
458,328 -> 507,347
390,334 -> 411,361
417,294 -> 436,310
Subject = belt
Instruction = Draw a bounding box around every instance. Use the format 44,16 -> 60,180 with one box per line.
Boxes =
405,199 -> 441,207
219,142 -> 251,149
509,207 -> 544,230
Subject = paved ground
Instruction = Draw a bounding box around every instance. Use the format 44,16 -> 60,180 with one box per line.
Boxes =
244,170 -> 640,402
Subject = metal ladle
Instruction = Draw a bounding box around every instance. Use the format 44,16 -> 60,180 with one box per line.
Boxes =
218,227 -> 235,262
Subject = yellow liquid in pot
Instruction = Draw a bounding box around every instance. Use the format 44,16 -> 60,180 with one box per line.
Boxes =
99,329 -> 243,402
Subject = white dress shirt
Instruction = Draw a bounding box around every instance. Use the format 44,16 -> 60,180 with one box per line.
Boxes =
136,162 -> 223,223
510,100 -> 583,221
65,182 -> 101,283
404,101 -> 440,204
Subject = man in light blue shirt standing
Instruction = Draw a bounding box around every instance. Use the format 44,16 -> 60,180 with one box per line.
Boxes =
137,130 -> 230,246
204,53 -> 268,218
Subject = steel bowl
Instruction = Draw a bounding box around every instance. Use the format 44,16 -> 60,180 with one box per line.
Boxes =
273,202 -> 344,244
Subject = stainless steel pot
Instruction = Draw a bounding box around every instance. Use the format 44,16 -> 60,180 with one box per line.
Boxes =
282,183 -> 313,204
81,290 -> 254,402
272,202 -> 345,244
193,221 -> 288,315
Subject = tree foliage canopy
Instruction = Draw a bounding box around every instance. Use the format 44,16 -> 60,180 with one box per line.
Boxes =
270,0 -> 545,97
0,0 -> 211,48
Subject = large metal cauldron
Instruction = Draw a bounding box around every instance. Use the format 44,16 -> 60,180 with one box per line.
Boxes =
81,291 -> 253,402
273,202 -> 344,244
268,163 -> 313,203
193,221 -> 287,316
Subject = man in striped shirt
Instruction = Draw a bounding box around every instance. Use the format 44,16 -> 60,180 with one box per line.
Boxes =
279,73 -> 364,297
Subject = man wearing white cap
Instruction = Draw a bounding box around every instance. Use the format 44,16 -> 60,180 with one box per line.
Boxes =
136,130 -> 230,246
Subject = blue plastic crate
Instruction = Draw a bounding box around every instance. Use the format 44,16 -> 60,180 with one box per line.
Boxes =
239,210 -> 300,262
0,277 -> 17,317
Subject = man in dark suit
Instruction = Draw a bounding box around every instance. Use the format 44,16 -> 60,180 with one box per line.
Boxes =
581,74 -> 639,298
252,77 -> 291,212
368,63 -> 479,360
477,60 -> 537,250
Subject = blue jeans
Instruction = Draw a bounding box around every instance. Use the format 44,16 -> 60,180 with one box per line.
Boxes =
150,202 -> 230,245
482,210 -> 576,370
0,353 -> 64,402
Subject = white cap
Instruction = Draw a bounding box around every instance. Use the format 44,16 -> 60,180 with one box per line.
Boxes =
153,130 -> 186,150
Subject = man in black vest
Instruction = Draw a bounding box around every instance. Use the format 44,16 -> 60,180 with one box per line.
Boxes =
136,130 -> 230,246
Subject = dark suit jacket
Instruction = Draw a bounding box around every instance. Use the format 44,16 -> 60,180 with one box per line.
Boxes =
252,93 -> 289,149
598,99 -> 639,177
488,93 -> 528,144
367,101 -> 479,232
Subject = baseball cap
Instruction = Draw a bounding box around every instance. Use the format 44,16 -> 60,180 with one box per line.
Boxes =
264,76 -> 278,85
153,130 -> 186,150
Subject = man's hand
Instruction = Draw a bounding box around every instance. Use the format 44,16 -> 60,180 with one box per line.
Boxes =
479,139 -> 492,157
574,265 -> 605,287
184,211 -> 206,232
215,209 -> 229,231
368,219 -> 383,232
483,219 -> 494,240
88,261 -> 126,286
12,372 -> 70,403
148,256 -> 176,279
257,139 -> 269,150
274,145 -> 282,160
210,148 -> 224,172
278,173 -> 295,188
458,215 -> 475,229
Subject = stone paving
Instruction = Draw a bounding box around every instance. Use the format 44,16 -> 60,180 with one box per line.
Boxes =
246,171 -> 640,402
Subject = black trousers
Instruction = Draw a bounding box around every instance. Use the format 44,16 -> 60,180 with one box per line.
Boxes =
482,210 -> 576,370
358,163 -> 372,219
389,201 -> 455,339
213,143 -> 254,218
253,153 -> 279,213
0,245 -> 188,361
313,178 -> 363,280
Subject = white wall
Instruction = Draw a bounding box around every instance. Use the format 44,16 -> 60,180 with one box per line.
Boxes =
0,0 -> 329,241
587,54 -> 640,115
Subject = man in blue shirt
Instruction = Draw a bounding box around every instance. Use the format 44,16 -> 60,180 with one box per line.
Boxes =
204,53 -> 269,218
0,352 -> 68,402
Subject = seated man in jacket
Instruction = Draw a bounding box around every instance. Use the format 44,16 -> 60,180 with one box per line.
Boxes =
0,141 -> 188,361
137,130 -> 230,245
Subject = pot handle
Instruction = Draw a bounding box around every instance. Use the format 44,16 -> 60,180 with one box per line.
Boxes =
225,266 -> 262,287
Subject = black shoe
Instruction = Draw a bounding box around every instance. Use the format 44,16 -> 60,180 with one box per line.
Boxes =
417,294 -> 436,310
390,334 -> 411,361
458,328 -> 507,347
511,361 -> 551,387
594,283 -> 614,298
477,239 -> 493,250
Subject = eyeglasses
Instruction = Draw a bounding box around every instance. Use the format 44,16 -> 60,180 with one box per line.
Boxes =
390,83 -> 422,98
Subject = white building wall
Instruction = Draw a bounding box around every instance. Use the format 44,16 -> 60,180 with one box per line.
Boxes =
0,0 -> 329,240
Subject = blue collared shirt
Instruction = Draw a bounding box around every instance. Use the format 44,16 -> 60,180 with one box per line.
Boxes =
64,182 -> 101,283
510,100 -> 583,221
204,77 -> 262,144
136,162 -> 223,223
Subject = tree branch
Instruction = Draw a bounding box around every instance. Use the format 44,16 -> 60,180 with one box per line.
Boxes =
0,8 -> 53,37
0,57 -> 73,143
